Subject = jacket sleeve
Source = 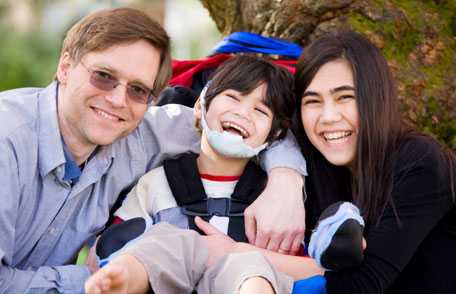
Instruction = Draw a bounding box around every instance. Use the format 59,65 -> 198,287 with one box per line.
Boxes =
260,130 -> 307,175
323,140 -> 452,293
0,139 -> 90,294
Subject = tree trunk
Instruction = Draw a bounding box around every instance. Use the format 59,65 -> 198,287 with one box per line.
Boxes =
200,0 -> 456,150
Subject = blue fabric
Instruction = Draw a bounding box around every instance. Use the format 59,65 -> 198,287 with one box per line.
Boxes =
213,32 -> 303,59
62,140 -> 82,184
308,202 -> 364,270
292,275 -> 327,294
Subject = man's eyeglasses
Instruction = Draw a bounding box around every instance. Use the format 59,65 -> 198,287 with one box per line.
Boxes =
80,62 -> 156,105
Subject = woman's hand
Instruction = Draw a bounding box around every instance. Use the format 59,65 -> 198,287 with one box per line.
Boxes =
194,216 -> 237,268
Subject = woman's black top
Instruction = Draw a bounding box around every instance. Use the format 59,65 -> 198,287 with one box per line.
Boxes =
305,136 -> 456,293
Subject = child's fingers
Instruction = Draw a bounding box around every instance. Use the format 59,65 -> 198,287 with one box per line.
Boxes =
97,270 -> 112,292
194,216 -> 223,235
85,272 -> 104,294
86,267 -> 121,294
107,266 -> 127,287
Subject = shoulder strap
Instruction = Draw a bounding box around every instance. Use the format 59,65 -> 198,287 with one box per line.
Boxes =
231,160 -> 267,203
163,153 -> 207,205
164,154 -> 268,242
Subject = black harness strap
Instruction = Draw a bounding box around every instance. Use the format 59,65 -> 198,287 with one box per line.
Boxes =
163,153 -> 267,242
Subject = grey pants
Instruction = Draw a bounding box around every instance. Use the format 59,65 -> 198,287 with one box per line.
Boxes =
122,223 -> 293,294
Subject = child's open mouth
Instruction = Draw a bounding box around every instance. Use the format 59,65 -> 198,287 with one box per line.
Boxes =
222,121 -> 249,139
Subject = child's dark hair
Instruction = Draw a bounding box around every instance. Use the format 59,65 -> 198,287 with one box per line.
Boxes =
204,55 -> 295,142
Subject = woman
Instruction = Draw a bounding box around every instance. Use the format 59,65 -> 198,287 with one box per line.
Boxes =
294,31 -> 456,293
193,31 -> 454,294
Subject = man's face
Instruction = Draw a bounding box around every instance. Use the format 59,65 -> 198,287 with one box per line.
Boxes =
56,40 -> 161,149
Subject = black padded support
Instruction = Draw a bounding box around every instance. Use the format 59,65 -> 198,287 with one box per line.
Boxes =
96,217 -> 147,259
320,219 -> 364,271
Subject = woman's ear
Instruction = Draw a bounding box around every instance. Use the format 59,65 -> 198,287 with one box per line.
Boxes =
56,52 -> 73,85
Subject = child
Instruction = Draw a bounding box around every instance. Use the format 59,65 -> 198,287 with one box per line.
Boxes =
85,55 -> 364,294
86,55 -> 297,294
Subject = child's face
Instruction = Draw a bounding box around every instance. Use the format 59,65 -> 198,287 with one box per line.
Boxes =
199,83 -> 273,149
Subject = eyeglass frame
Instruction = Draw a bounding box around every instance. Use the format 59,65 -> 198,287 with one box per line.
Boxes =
79,61 -> 157,105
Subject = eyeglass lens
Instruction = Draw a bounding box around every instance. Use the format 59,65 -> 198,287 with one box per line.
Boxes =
89,70 -> 153,104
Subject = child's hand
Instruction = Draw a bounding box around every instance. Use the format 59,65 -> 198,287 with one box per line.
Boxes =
195,216 -> 236,268
84,264 -> 128,294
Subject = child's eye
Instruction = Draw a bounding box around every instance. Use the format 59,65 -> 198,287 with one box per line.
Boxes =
255,107 -> 270,116
226,94 -> 240,101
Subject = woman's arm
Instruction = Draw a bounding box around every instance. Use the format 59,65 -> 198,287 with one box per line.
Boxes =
234,242 -> 324,280
195,216 -> 324,281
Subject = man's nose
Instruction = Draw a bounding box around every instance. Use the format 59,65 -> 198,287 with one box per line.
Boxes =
105,84 -> 128,108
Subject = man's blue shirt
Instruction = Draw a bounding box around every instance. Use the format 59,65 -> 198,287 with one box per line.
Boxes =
0,83 -> 306,293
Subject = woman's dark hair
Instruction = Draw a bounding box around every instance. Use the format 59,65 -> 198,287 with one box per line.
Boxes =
293,31 -> 455,225
204,55 -> 295,143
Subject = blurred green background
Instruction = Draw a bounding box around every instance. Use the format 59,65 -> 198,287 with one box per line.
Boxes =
0,0 -> 220,91
0,26 -> 59,90
0,0 -> 454,149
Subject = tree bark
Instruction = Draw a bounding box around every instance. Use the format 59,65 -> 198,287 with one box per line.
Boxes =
200,0 -> 456,150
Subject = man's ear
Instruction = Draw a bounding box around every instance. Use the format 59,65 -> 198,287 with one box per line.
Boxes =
56,52 -> 74,85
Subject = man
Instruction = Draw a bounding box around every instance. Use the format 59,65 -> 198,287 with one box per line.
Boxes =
0,8 -> 306,293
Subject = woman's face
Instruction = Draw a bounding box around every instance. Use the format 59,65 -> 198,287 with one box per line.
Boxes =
300,59 -> 359,167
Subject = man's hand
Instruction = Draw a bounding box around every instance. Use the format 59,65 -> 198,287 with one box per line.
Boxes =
195,217 -> 236,268
244,167 -> 305,255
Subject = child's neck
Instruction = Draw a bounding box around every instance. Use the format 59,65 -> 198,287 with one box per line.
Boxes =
197,137 -> 249,177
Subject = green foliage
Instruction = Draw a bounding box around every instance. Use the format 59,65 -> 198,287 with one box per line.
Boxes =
349,1 -> 456,150
418,97 -> 456,149
0,26 -> 60,91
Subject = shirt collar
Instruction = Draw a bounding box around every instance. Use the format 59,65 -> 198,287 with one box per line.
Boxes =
38,82 -> 66,177
38,82 -> 118,178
